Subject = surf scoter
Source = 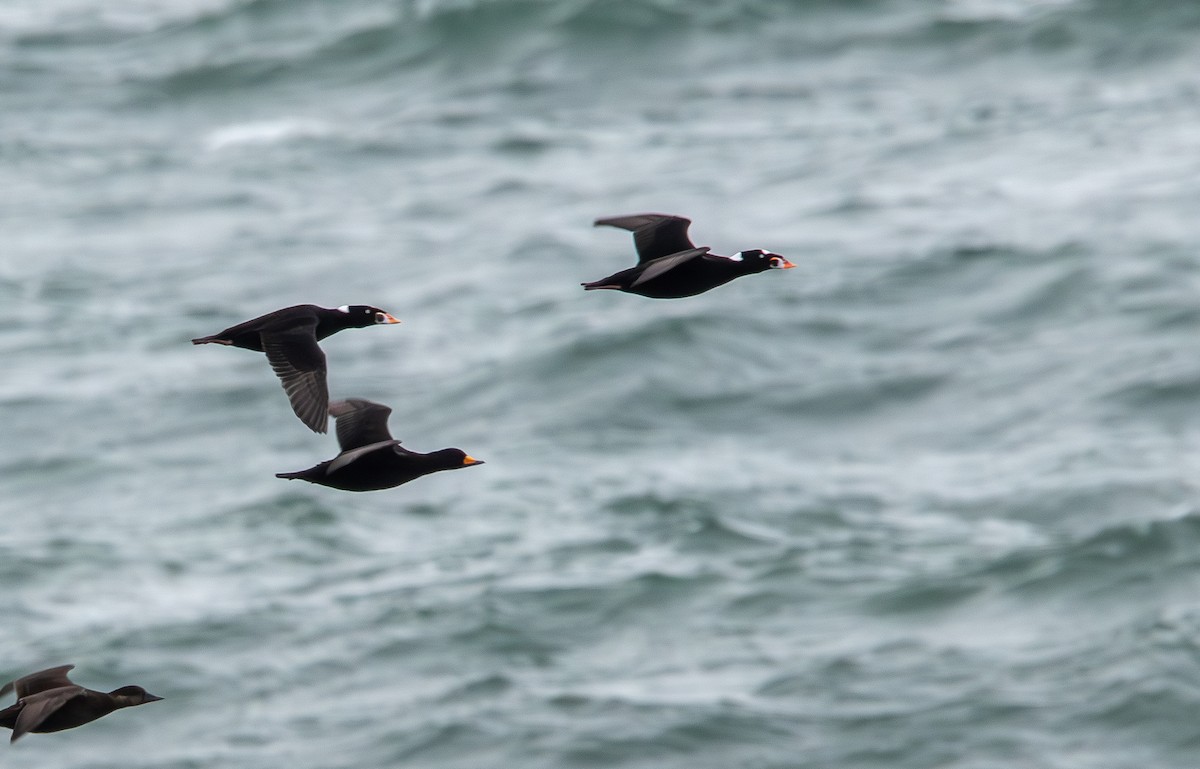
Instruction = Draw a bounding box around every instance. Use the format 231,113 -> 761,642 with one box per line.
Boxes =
0,665 -> 161,743
275,398 -> 483,491
582,213 -> 794,298
192,304 -> 400,433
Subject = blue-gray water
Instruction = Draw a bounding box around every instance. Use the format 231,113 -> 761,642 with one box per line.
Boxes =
4,0 -> 1200,766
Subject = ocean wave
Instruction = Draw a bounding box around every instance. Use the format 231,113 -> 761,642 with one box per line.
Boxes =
556,704 -> 801,767
203,118 -> 335,150
1103,363 -> 1200,412
490,570 -> 724,631
11,0 -> 1192,107
435,672 -> 514,702
10,0 -> 1200,61
498,304 -> 949,432
0,0 -> 239,40
896,510 -> 1200,608
937,0 -> 1082,24
1037,511 -> 1200,574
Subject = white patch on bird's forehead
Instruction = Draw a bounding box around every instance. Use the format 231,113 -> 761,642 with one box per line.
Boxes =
336,305 -> 350,313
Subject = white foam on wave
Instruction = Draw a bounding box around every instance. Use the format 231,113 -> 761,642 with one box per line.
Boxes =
940,0 -> 1080,23
0,0 -> 237,35
204,118 -> 333,151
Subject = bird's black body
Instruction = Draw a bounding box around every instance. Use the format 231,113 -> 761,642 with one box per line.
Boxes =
191,304 -> 400,433
278,445 -> 479,492
582,213 -> 794,298
0,665 -> 161,742
275,398 -> 483,492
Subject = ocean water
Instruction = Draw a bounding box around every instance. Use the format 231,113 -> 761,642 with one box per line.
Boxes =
4,0 -> 1200,765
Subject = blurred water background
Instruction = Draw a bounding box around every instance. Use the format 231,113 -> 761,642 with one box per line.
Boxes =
4,0 -> 1200,766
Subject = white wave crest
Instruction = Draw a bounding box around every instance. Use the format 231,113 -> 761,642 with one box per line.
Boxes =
204,118 -> 334,151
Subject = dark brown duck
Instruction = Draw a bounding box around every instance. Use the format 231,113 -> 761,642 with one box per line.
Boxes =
192,304 -> 400,433
0,665 -> 162,743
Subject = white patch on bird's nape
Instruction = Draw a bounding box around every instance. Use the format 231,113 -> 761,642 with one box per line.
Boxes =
728,251 -> 745,262
336,305 -> 351,313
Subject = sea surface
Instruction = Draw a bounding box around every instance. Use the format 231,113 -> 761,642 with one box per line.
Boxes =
4,0 -> 1200,766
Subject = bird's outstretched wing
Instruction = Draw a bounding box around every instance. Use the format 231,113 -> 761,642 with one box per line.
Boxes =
330,398 -> 396,451
1,665 -> 75,701
262,323 -> 329,434
595,214 -> 696,263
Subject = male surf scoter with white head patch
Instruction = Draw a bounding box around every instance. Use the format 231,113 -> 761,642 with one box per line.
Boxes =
582,213 -> 794,298
192,304 -> 400,433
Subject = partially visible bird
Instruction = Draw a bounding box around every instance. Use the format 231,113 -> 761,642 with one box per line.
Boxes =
192,304 -> 401,433
0,665 -> 162,743
582,213 -> 794,298
276,398 -> 483,491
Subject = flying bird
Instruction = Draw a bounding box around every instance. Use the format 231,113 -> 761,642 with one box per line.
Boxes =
0,665 -> 162,743
582,213 -> 794,298
192,304 -> 400,433
276,398 -> 484,491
